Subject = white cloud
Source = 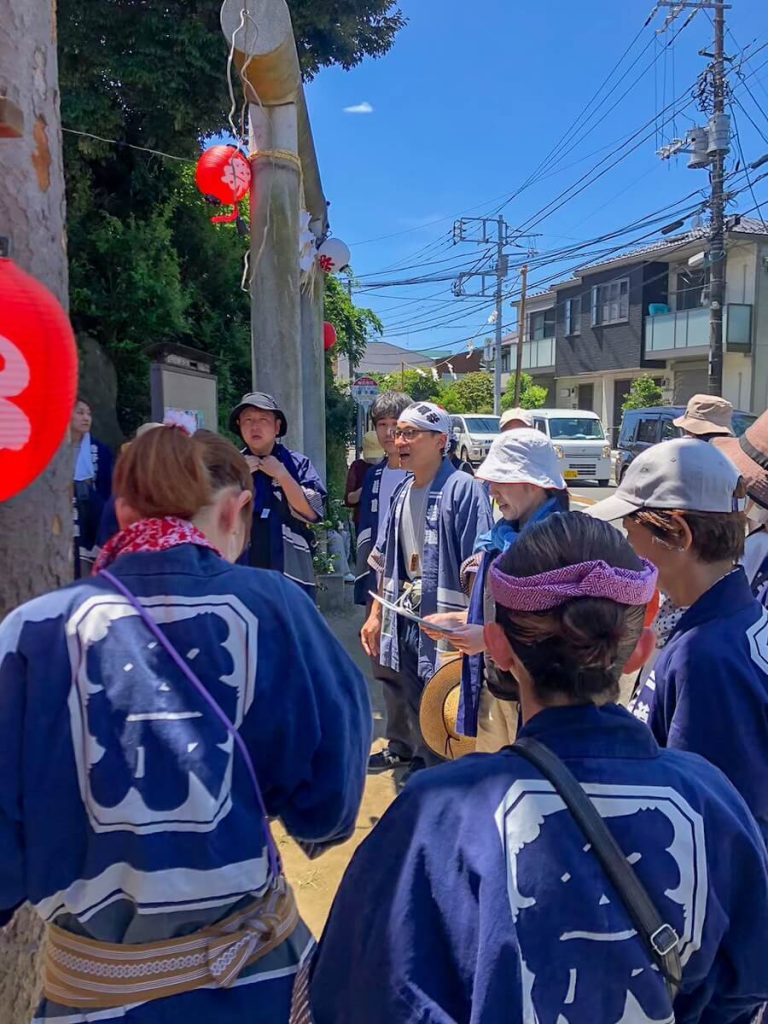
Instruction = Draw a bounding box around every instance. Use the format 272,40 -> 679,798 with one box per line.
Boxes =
343,101 -> 374,115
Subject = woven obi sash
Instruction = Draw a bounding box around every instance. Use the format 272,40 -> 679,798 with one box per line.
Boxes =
43,880 -> 299,1010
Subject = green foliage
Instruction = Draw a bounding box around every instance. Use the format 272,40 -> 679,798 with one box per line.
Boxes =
289,0 -> 406,79
373,368 -> 439,402
324,276 -> 382,369
501,372 -> 549,411
622,375 -> 665,412
58,0 -> 405,435
440,372 -> 494,413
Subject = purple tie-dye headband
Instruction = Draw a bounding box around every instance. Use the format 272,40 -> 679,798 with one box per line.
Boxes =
489,558 -> 658,612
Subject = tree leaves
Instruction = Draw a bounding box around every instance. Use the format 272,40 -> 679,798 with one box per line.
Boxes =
58,0 -> 405,437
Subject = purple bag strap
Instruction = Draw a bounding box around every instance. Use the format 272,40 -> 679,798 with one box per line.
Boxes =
100,569 -> 281,881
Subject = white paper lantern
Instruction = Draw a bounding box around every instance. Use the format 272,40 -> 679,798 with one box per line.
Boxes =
317,236 -> 351,274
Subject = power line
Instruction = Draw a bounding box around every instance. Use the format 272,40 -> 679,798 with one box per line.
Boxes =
385,180 -> 768,357
62,127 -> 194,163
729,104 -> 767,226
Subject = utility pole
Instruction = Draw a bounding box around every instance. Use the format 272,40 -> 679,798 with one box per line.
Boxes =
452,216 -> 530,414
514,264 -> 529,404
656,0 -> 731,395
708,0 -> 727,394
493,217 -> 506,416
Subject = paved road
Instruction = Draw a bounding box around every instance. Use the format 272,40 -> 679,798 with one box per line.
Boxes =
569,482 -> 616,509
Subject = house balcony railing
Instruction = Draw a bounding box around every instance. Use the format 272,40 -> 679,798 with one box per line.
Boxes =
495,336 -> 555,374
644,304 -> 752,359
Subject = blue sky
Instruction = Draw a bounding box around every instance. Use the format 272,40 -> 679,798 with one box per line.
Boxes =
305,0 -> 768,359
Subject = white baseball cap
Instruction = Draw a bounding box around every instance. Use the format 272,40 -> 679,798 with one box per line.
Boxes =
588,437 -> 741,522
477,428 -> 566,489
500,407 -> 534,430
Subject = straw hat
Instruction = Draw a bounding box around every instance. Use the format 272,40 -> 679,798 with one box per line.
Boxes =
419,656 -> 477,760
362,430 -> 385,463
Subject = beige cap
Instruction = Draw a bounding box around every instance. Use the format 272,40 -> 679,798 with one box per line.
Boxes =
673,394 -> 734,437
500,407 -> 534,431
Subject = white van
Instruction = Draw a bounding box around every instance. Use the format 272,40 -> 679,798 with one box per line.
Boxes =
450,414 -> 500,466
530,409 -> 612,486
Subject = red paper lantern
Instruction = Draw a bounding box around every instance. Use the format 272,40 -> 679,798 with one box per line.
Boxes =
323,322 -> 337,351
0,258 -> 78,501
194,145 -> 252,224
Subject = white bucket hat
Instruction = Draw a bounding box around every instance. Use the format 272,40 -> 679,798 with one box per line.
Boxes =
476,428 -> 566,490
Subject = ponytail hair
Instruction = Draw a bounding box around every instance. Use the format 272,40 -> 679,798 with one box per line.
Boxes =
114,426 -> 252,531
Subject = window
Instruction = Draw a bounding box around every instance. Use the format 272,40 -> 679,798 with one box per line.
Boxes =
451,416 -> 464,433
636,418 -> 660,444
501,349 -> 511,373
675,267 -> 708,311
619,414 -> 637,446
659,418 -> 678,442
734,413 -> 757,437
548,418 -> 605,440
463,416 -> 501,433
529,308 -> 556,341
591,278 -> 629,326
566,297 -> 581,335
533,418 -> 547,435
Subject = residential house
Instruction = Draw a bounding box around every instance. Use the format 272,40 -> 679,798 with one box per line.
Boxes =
511,217 -> 768,440
433,348 -> 483,381
486,290 -> 558,405
335,340 -> 435,381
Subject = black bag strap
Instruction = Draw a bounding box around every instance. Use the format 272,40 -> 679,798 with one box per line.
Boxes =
512,735 -> 682,998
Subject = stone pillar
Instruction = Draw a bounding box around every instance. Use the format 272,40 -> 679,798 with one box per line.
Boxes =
248,102 -> 304,451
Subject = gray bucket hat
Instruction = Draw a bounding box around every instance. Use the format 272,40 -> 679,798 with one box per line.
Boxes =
229,392 -> 287,438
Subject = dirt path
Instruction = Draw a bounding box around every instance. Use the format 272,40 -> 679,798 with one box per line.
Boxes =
274,604 -> 639,936
274,607 -> 400,937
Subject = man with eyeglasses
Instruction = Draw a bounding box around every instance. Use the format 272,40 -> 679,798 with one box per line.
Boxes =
229,392 -> 326,600
362,402 -> 493,781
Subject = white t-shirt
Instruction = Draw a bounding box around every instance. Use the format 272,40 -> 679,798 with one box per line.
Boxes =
375,466 -> 408,550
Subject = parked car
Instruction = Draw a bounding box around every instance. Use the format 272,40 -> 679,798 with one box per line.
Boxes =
530,409 -> 612,486
450,414 -> 500,466
615,405 -> 757,484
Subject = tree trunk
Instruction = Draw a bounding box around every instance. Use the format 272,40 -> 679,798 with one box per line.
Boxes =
0,2 -> 72,1020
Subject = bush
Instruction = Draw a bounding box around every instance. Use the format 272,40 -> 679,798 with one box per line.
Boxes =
622,375 -> 665,411
501,372 -> 548,411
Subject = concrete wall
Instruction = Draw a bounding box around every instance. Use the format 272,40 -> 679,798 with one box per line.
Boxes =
722,351 -> 753,411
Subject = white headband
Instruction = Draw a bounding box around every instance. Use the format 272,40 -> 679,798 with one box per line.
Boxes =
399,402 -> 452,435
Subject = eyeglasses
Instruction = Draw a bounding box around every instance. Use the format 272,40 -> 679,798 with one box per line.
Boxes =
394,428 -> 430,441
